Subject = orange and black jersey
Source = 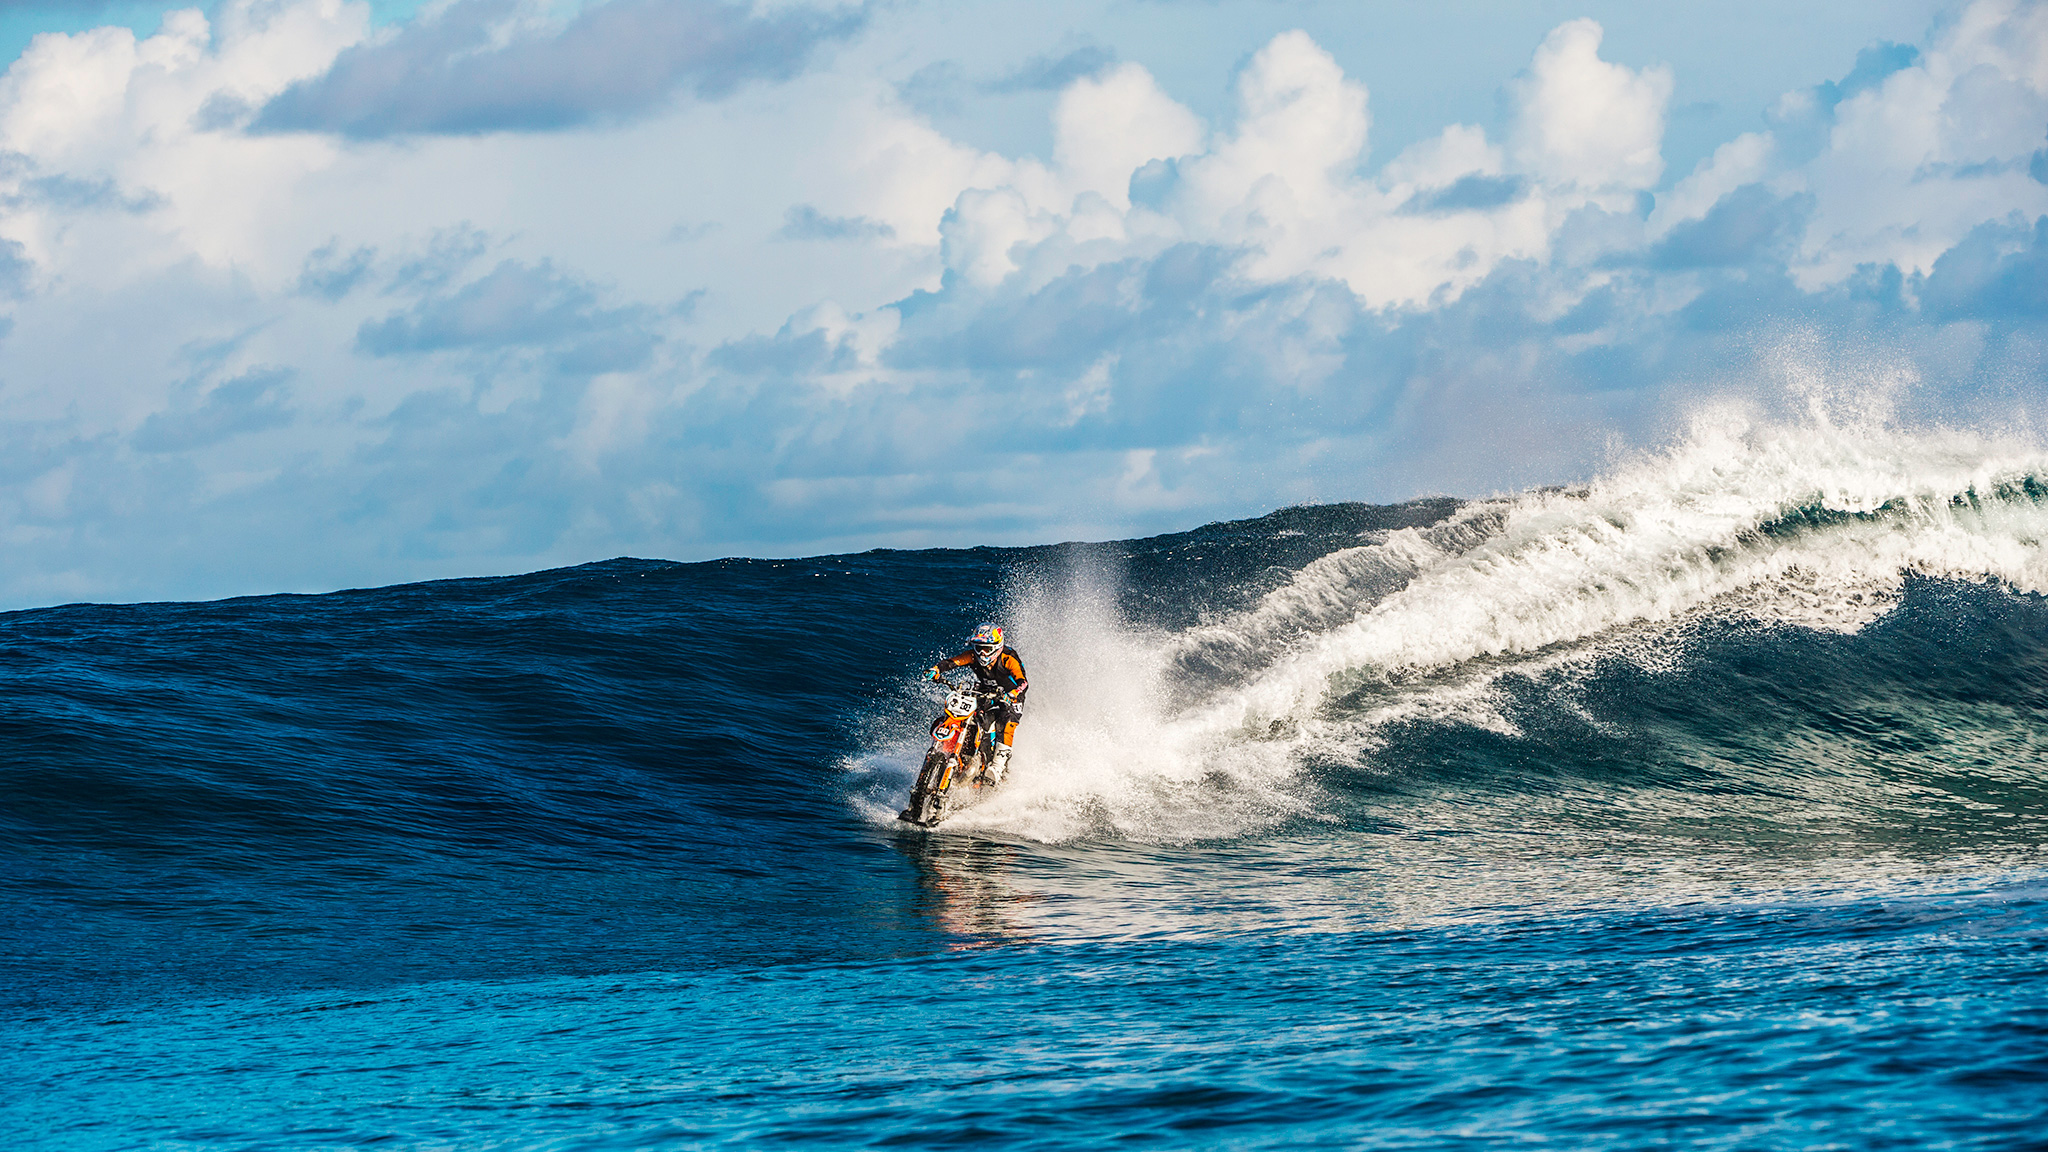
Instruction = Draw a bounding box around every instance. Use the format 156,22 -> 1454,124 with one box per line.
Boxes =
933,647 -> 1028,701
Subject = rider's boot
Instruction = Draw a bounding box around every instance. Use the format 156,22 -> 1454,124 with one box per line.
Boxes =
988,744 -> 1011,785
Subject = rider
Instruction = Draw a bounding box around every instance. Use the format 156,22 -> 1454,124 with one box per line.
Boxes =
929,622 -> 1027,782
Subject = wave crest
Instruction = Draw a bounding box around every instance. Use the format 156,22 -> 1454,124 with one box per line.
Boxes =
925,415 -> 2048,843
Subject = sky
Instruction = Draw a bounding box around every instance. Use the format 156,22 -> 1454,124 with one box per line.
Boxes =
0,0 -> 2043,607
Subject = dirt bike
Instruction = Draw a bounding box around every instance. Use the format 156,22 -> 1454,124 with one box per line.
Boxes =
898,677 -> 1013,827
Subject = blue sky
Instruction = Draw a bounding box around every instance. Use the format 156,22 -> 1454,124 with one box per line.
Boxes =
0,0 -> 2043,607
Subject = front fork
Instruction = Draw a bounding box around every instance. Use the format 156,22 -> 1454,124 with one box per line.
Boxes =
913,748 -> 953,797
911,726 -> 969,812
909,714 -> 1005,823
920,723 -> 991,796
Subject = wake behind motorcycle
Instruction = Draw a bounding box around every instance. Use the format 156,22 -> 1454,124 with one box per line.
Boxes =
898,677 -> 1011,827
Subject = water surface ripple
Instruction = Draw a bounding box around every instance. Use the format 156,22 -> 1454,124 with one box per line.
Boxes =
8,423 -> 2048,1147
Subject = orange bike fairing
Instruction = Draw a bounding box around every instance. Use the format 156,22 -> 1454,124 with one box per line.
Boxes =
934,716 -> 969,756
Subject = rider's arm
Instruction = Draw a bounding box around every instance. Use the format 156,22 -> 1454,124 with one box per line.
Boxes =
1000,652 -> 1028,699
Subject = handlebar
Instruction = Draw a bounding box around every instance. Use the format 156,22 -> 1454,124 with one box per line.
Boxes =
931,675 -> 1016,698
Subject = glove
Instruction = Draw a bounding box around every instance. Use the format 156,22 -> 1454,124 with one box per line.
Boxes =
928,668 -> 943,682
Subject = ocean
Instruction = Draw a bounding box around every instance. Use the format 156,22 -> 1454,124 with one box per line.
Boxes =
6,419 -> 2047,1149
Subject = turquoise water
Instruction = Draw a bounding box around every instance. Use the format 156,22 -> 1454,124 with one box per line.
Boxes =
10,441 -> 2048,1147
15,871 -> 2047,1148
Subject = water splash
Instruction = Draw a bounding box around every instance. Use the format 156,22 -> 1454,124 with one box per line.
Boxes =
925,549 -> 1315,842
895,410 -> 2048,843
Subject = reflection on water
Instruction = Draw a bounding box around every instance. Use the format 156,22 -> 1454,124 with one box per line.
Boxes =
882,583 -> 2048,949
885,794 -> 2048,951
892,834 -> 1043,945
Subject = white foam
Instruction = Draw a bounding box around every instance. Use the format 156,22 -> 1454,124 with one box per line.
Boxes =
928,552 -> 1317,843
859,410 -> 2048,844
1196,413 -> 2048,736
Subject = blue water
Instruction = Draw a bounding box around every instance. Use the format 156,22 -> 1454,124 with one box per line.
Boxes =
8,439 -> 2048,1148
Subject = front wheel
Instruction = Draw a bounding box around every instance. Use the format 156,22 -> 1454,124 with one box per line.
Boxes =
900,748 -> 952,825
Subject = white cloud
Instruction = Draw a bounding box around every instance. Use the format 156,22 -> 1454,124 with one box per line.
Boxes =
0,2 -> 360,290
1651,131 -> 1774,236
1509,17 -> 1673,193
0,0 -> 2043,607
1051,61 -> 1203,210
927,22 -> 1677,309
834,99 -> 1012,247
1793,0 -> 2048,284
943,185 -> 1061,287
1174,29 -> 1371,235
1380,123 -> 1503,190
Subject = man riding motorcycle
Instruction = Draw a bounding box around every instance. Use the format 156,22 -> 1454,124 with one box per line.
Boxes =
928,622 -> 1027,783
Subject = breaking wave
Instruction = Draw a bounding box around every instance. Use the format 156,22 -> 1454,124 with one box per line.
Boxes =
883,413 -> 2048,848
13,403 -> 2048,1152
10,406 -> 2048,998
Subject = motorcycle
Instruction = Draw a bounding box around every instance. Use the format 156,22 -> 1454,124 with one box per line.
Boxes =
898,677 -> 1012,827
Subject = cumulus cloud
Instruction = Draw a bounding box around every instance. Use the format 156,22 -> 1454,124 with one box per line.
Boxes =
254,0 -> 865,137
911,2 -> 2048,328
1650,132 -> 1773,234
931,23 -> 1677,307
1790,0 -> 2048,283
0,0 -> 2045,608
1648,184 -> 1813,269
1918,214 -> 2048,319
1509,18 -> 1673,192
1053,61 -> 1203,210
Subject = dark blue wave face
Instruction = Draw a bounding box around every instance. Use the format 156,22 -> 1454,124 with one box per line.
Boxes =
6,485 -> 2048,1150
3,553 -> 1000,1003
1,501 -> 1455,1006
1325,575 -> 2048,853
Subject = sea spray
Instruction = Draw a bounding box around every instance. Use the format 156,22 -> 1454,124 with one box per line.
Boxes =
892,412 -> 2048,844
911,546 -> 1315,842
10,441 -> 2048,1149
